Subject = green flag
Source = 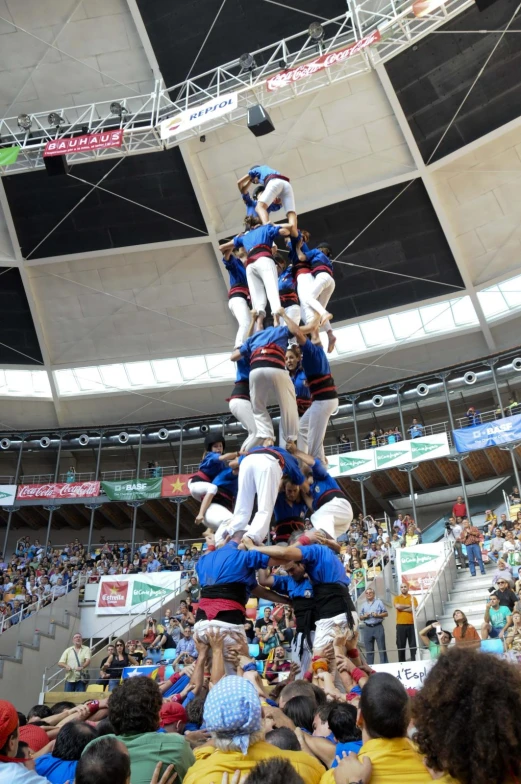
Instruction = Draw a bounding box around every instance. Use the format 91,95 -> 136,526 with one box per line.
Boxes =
131,580 -> 174,606
411,440 -> 444,460
101,477 -> 162,501
375,448 -> 408,468
339,455 -> 373,473
400,550 -> 440,572
0,147 -> 20,166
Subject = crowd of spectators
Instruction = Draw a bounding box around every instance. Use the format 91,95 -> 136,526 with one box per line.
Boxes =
0,537 -> 203,635
2,641 -> 520,784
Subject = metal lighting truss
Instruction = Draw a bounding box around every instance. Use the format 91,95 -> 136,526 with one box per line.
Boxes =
0,1 -> 472,175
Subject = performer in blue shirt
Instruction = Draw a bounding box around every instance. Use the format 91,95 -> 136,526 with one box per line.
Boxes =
215,446 -> 307,546
243,534 -> 359,658
295,238 -> 336,353
222,248 -> 251,349
237,177 -> 282,223
275,254 -> 300,330
220,220 -> 290,332
194,466 -> 239,534
193,531 -> 271,672
291,446 -> 353,541
187,433 -> 237,509
238,164 -> 297,234
285,345 -> 311,418
231,321 -> 302,446
272,479 -> 308,543
227,356 -> 258,453
258,561 -> 315,675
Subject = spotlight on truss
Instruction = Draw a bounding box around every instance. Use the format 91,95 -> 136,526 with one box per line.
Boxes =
110,101 -> 128,117
17,114 -> 32,132
239,52 -> 256,72
308,22 -> 325,42
48,112 -> 64,127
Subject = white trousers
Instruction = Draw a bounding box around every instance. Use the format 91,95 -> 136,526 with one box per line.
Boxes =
205,502 -> 234,531
229,397 -> 259,452
229,297 -> 251,348
194,620 -> 247,675
187,479 -> 215,502
298,272 -> 335,329
261,178 -> 296,215
298,398 -> 339,465
310,497 -> 353,540
250,367 -> 299,442
284,304 -> 301,347
291,630 -> 314,678
313,611 -> 359,651
223,453 -> 282,544
246,257 -> 281,316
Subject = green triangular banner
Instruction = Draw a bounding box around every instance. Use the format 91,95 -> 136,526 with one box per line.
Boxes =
131,580 -> 174,606
411,440 -> 444,459
0,491 -> 10,499
339,455 -> 373,472
400,551 -> 440,572
0,147 -> 19,166
375,449 -> 408,468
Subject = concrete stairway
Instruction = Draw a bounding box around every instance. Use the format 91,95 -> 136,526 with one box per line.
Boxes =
438,564 -> 495,633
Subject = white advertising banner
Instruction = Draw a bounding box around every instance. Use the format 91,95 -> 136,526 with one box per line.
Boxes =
160,92 -> 238,140
0,485 -> 17,506
328,433 -> 450,478
372,660 -> 434,688
396,542 -> 446,594
95,573 -> 183,615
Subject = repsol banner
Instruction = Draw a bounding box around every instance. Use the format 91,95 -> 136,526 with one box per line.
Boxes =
160,92 -> 238,140
327,433 -> 450,477
453,412 -> 521,453
96,573 -> 182,615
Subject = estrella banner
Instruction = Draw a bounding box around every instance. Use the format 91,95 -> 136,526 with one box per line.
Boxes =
101,478 -> 161,501
327,433 -> 450,478
96,573 -> 182,615
161,474 -> 191,497
452,412 -> 521,453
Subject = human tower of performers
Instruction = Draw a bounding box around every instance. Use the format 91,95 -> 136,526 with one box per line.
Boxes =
188,163 -> 358,676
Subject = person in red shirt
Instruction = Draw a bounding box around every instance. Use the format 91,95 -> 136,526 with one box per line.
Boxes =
452,496 -> 467,519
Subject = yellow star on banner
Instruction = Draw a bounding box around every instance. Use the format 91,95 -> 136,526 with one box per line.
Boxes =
170,477 -> 186,494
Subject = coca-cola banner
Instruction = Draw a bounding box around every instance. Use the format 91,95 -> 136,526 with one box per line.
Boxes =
266,30 -> 381,92
17,481 -> 101,500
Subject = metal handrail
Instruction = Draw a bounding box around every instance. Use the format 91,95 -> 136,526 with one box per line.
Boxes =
42,574 -> 191,693
0,574 -> 81,636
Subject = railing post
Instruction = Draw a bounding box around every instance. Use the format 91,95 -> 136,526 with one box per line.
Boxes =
3,433 -> 25,557
88,432 -> 104,553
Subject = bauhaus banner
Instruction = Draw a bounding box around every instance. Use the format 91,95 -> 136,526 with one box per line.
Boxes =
453,413 -> 521,453
95,573 -> 182,615
101,478 -> 162,501
327,433 -> 450,478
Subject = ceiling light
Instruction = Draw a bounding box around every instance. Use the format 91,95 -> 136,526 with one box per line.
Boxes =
110,102 -> 128,117
17,114 -> 32,132
308,22 -> 325,42
48,112 -> 64,127
239,53 -> 256,72
412,0 -> 447,16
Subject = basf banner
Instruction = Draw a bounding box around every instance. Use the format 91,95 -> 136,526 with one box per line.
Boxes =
96,573 -> 183,615
453,413 -> 521,453
328,433 -> 450,478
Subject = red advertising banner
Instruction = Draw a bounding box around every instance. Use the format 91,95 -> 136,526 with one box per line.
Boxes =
97,581 -> 129,609
43,129 -> 124,157
161,474 -> 191,498
266,30 -> 382,92
17,481 -> 101,500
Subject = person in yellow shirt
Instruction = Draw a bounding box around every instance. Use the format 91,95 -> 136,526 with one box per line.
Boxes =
393,583 -> 418,662
412,647 -> 521,784
182,675 -> 324,784
320,673 -> 432,784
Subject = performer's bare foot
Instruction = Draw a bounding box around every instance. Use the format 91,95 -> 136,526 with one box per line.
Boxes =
285,440 -> 297,453
262,437 -> 274,447
327,332 -> 337,353
255,314 -> 264,332
320,312 -> 333,327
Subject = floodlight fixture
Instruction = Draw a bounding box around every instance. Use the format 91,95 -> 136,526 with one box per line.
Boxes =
17,114 -> 32,132
308,22 -> 325,42
239,52 -> 256,72
110,101 -> 128,117
48,112 -> 64,127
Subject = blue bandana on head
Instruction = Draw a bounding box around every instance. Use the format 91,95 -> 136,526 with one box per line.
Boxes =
203,675 -> 261,754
